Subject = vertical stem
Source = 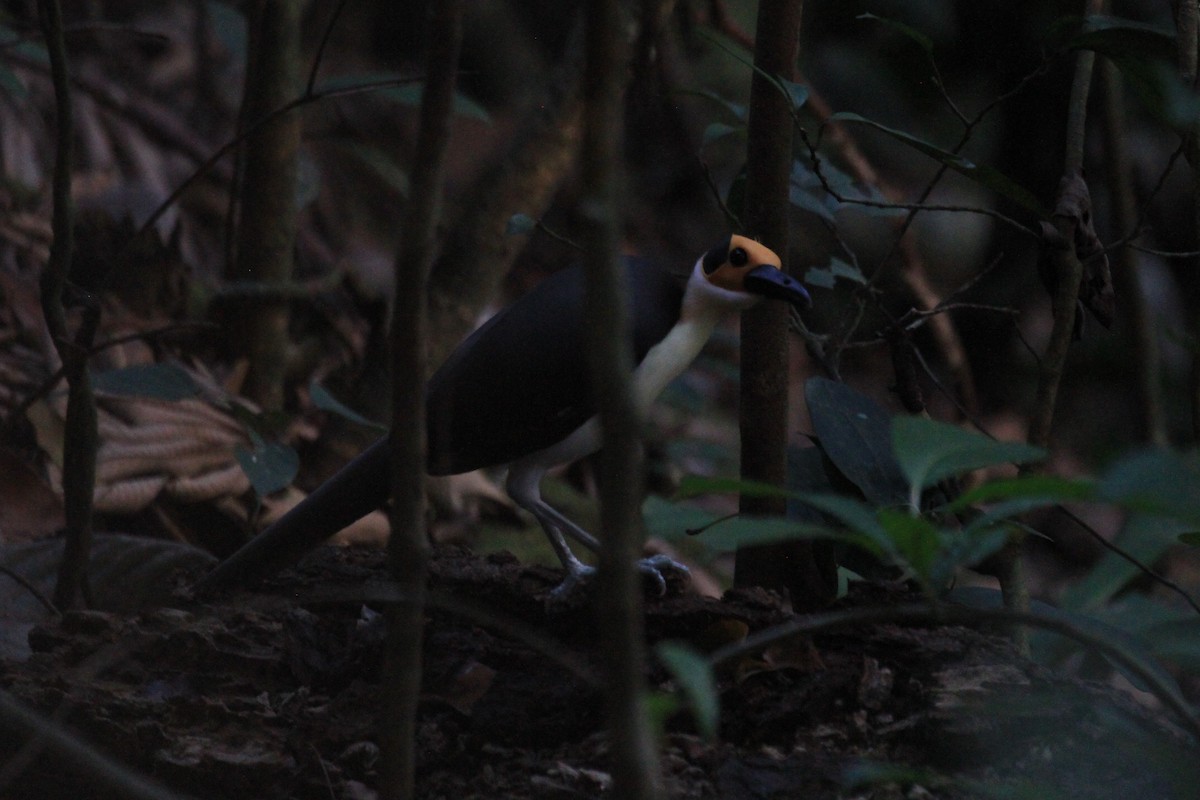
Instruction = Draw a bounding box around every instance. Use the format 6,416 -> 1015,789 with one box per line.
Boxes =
733,0 -> 830,608
1176,0 -> 1200,440
580,1 -> 664,797
40,0 -> 97,611
229,0 -> 302,411
379,3 -> 464,799
1011,0 -> 1103,654
1100,58 -> 1166,445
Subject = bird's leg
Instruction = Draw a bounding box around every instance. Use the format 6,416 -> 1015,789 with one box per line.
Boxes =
506,466 -> 596,596
506,464 -> 690,597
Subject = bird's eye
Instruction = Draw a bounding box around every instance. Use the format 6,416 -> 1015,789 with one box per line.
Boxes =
729,247 -> 748,267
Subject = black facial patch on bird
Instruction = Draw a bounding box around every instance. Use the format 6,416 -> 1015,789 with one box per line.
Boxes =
702,237 -> 732,274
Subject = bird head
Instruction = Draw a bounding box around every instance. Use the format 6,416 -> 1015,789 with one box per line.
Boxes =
696,234 -> 811,310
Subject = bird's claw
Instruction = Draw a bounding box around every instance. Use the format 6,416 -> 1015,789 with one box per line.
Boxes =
547,563 -> 597,602
636,554 -> 690,596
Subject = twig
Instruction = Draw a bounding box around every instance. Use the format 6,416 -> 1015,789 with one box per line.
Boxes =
39,0 -> 98,611
0,566 -> 60,618
1,322 -> 219,440
581,0 -> 666,795
910,346 -> 1200,620
378,3 -> 463,797
135,75 -> 426,243
305,0 -> 352,97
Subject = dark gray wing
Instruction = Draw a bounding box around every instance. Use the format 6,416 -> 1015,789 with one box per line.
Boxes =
426,255 -> 684,475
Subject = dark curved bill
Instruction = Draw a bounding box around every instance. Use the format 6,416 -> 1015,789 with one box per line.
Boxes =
744,265 -> 812,308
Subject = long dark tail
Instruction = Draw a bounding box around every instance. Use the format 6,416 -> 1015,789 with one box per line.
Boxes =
195,437 -> 391,593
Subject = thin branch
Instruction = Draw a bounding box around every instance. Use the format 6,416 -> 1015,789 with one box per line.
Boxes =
379,2 -> 463,797
708,602 -> 1200,742
135,75 -> 425,242
0,566 -> 60,618
305,0 -> 352,96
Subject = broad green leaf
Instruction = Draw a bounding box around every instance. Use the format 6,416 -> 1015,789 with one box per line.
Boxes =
802,267 -> 837,289
1067,15 -> 1176,62
204,0 -> 247,59
335,140 -> 409,197
829,112 -> 1048,217
951,474 -> 1095,510
787,493 -> 893,556
0,62 -> 26,100
235,431 -> 299,498
91,362 -> 200,401
951,587 -> 1187,702
505,212 -> 536,236
877,508 -> 940,583
828,258 -> 867,285
1095,448 -> 1200,527
702,122 -> 743,146
778,78 -> 809,112
805,377 -> 908,506
656,642 -> 719,739
953,475 -> 1095,535
857,12 -> 934,56
1061,17 -> 1178,129
643,495 -> 816,552
933,527 -> 1008,592
309,381 -> 387,432
891,416 -> 1045,507
676,474 -> 793,501
786,445 -> 836,521
1062,513 -> 1194,611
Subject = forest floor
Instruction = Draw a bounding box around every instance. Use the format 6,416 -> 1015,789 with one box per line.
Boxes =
0,544 -> 1192,800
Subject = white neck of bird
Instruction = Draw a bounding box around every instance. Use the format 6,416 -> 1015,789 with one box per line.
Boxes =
630,257 -> 760,411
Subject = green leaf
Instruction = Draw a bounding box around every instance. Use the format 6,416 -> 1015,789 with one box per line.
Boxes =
951,587 -> 1187,703
828,258 -> 867,285
802,267 -> 837,289
952,474 -> 1095,509
642,495 -> 816,552
1179,532 -> 1200,546
829,112 -> 1048,217
235,431 -> 299,498
0,62 -> 27,100
805,377 -> 908,506
676,474 -> 794,501
91,362 -> 200,401
1067,15 -> 1176,62
335,140 -> 409,198
857,12 -> 934,56
891,416 -> 1045,507
309,381 -> 387,432
778,78 -> 809,112
656,642 -> 719,739
1095,448 -> 1200,527
317,73 -> 490,121
204,0 -> 247,59
952,474 -> 1095,534
1062,513 -> 1194,611
702,122 -> 743,146
877,508 -> 941,583
505,212 -> 536,236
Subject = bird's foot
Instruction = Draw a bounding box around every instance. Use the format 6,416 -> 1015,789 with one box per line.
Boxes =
547,562 -> 597,603
636,554 -> 690,596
